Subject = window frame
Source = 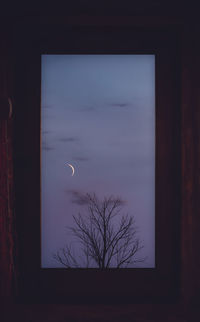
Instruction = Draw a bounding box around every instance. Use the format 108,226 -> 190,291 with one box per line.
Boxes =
13,23 -> 181,303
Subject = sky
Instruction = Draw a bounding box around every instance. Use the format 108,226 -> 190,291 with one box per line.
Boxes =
41,55 -> 155,268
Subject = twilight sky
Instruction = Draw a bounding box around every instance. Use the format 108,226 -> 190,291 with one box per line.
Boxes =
41,55 -> 155,268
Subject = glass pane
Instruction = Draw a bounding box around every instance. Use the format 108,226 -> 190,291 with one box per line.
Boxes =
41,55 -> 155,268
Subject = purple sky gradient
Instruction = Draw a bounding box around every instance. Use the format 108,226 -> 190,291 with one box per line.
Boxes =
41,55 -> 155,268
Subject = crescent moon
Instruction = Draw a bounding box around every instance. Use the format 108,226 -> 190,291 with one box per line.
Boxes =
67,163 -> 75,176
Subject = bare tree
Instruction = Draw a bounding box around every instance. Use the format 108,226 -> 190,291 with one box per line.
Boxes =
54,192 -> 144,268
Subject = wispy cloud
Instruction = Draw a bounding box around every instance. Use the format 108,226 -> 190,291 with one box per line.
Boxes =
42,143 -> 54,151
67,190 -> 89,205
42,104 -> 53,109
42,130 -> 52,134
110,103 -> 130,108
57,137 -> 79,143
80,106 -> 96,112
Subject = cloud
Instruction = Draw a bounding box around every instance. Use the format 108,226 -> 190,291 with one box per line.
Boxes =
42,104 -> 53,109
42,144 -> 54,151
42,130 -> 52,134
66,190 -> 126,207
66,190 -> 89,205
57,137 -> 79,143
110,103 -> 129,108
81,106 -> 96,112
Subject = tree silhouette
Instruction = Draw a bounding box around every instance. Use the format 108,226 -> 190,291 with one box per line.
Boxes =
54,192 -> 144,268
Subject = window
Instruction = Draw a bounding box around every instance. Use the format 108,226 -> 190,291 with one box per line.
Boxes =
14,26 -> 180,302
41,54 -> 155,269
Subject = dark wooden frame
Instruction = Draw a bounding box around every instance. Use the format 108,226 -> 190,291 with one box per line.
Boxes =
13,21 -> 181,303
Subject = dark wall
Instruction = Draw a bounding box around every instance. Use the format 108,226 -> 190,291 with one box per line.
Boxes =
181,22 -> 200,308
0,27 -> 16,298
0,7 -> 200,321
